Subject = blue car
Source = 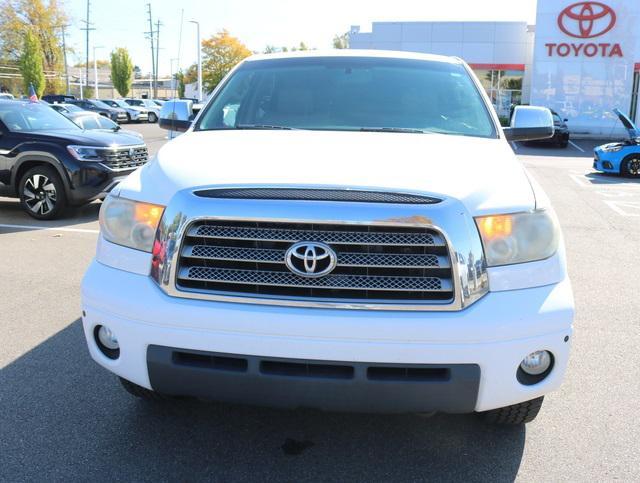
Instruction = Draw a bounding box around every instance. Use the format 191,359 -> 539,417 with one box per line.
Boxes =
593,109 -> 640,177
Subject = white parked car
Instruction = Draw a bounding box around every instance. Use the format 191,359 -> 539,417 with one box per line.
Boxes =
82,51 -> 573,424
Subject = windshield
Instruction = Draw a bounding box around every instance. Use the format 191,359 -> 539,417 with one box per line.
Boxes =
0,102 -> 80,132
63,104 -> 84,112
126,99 -> 142,106
90,100 -> 112,109
108,99 -> 129,109
76,114 -> 117,130
197,56 -> 496,138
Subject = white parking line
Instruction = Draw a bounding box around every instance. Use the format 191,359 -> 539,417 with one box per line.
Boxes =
0,223 -> 99,234
568,140 -> 585,152
603,201 -> 640,216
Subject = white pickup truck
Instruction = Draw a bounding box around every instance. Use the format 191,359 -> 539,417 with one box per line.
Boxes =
82,51 -> 574,424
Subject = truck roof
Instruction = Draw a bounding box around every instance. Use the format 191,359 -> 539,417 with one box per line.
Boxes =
245,49 -> 463,65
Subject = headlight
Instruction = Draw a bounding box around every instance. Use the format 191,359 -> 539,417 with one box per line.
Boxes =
99,196 -> 165,252
67,145 -> 107,161
600,143 -> 623,153
475,210 -> 559,266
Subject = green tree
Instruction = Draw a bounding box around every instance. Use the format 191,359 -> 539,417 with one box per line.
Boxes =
110,47 -> 133,97
175,70 -> 186,98
332,33 -> 349,49
201,30 -> 252,93
0,0 -> 68,93
19,29 -> 45,96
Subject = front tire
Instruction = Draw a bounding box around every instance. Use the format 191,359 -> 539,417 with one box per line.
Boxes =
18,166 -> 67,220
620,155 -> 640,178
148,112 -> 157,123
479,396 -> 544,425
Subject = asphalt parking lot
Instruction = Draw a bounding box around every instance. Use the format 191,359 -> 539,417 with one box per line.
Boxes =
1,126 -> 638,481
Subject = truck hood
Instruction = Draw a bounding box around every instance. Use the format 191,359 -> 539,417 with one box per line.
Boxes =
117,129 -> 535,215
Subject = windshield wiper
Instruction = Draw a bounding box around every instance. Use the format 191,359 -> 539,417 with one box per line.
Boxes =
360,127 -> 429,134
235,124 -> 296,130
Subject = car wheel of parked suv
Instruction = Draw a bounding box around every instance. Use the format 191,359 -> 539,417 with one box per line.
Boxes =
480,396 -> 544,424
621,155 -> 640,178
148,112 -> 157,123
18,166 -> 67,220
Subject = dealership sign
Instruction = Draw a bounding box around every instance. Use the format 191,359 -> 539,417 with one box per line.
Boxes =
545,1 -> 623,57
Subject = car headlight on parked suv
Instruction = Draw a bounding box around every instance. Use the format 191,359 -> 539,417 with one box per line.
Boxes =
67,145 -> 107,161
99,196 -> 165,252
475,210 -> 559,266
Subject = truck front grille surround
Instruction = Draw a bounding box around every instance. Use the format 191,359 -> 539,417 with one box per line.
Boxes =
176,220 -> 455,303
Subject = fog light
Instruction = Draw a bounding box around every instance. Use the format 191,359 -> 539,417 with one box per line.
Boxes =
98,326 -> 119,350
94,325 -> 120,359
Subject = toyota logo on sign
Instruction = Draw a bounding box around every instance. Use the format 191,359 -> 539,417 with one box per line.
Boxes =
557,1 -> 616,38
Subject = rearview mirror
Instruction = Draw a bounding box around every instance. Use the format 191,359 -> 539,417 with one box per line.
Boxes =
503,106 -> 554,142
158,100 -> 194,133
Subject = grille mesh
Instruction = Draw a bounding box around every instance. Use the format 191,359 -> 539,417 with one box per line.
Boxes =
187,245 -> 443,268
183,267 -> 445,292
195,188 -> 441,204
176,220 -> 454,303
192,225 -> 440,246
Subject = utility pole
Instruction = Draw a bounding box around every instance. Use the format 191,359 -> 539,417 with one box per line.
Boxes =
80,0 -> 95,97
189,20 -> 202,102
145,3 -> 155,99
56,25 -> 71,95
93,45 -> 104,99
155,19 -> 162,99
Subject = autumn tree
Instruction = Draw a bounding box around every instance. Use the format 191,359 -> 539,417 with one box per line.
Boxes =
110,48 -> 133,97
19,29 -> 45,96
201,30 -> 251,93
0,0 -> 68,93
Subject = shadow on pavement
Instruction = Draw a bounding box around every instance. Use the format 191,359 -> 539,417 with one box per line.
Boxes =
0,198 -> 100,234
581,172 -> 640,186
1,320 -> 526,481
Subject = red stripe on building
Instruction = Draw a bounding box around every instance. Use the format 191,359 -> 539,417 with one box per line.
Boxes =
468,63 -> 525,71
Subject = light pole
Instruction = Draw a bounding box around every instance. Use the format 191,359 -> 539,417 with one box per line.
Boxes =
93,45 -> 104,99
170,57 -> 178,98
188,20 -> 202,102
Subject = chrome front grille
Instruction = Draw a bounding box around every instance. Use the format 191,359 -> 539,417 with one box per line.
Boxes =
101,146 -> 148,170
176,220 -> 455,304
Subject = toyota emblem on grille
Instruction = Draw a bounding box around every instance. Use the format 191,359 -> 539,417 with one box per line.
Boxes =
285,241 -> 337,278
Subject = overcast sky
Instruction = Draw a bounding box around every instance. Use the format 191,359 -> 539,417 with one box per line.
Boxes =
64,0 -> 538,76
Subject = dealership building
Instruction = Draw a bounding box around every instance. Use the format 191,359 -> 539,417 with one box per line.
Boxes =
348,0 -> 640,137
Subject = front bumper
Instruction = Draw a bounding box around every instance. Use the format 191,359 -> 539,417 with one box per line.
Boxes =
81,260 -> 574,413
66,164 -> 136,204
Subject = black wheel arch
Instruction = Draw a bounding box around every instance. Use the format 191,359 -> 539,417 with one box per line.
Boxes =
11,153 -> 71,198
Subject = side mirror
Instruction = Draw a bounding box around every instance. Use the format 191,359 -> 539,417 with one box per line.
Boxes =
564,118 -> 568,122
158,100 -> 194,133
503,106 -> 555,142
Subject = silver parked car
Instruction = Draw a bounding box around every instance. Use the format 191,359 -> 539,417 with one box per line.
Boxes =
124,98 -> 160,123
101,99 -> 149,123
